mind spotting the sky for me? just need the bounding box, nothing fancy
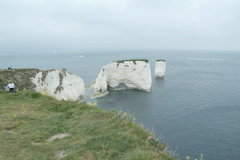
[0,0,240,51]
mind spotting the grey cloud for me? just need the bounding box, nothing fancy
[0,0,239,51]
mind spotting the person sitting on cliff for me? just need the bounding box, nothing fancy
[7,80,16,93]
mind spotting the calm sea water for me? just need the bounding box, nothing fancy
[1,49,240,160]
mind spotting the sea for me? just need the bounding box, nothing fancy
[1,49,240,160]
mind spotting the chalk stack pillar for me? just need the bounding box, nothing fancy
[155,60,166,78]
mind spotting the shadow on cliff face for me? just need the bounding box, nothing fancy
[118,83,127,89]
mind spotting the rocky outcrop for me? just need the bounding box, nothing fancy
[31,68,85,101]
[155,60,166,78]
[94,59,152,93]
[0,68,85,101]
[0,69,40,91]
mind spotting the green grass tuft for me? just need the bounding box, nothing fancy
[156,59,166,62]
[114,59,149,65]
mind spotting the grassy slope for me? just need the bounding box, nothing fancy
[0,69,40,91]
[0,90,177,160]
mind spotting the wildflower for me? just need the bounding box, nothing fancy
[186,156,190,160]
[147,136,154,140]
[86,101,98,106]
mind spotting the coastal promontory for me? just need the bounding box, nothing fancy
[0,68,85,101]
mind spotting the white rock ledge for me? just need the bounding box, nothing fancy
[94,60,152,93]
[31,68,85,101]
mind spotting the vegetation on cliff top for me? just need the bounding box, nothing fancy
[156,59,166,62]
[0,69,40,91]
[114,59,149,65]
[0,90,177,160]
[0,68,58,91]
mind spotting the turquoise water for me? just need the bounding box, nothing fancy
[1,49,240,160]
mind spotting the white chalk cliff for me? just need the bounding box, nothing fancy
[31,68,85,101]
[94,60,152,93]
[155,60,166,78]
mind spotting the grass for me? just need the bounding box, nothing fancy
[156,59,166,62]
[0,90,177,160]
[114,59,149,65]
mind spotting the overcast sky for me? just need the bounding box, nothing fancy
[0,0,239,51]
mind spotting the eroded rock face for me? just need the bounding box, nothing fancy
[31,68,85,101]
[94,60,152,93]
[155,60,166,78]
